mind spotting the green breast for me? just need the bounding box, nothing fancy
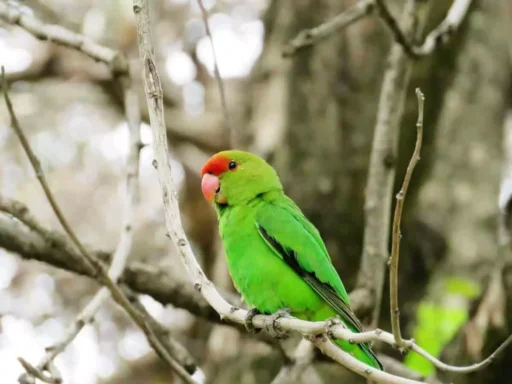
[219,200,324,317]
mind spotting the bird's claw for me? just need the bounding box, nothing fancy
[244,308,262,334]
[265,308,291,339]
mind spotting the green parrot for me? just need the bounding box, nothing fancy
[200,150,382,370]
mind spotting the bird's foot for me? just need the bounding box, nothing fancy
[265,308,291,340]
[244,308,262,334]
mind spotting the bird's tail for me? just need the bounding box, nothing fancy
[333,338,383,370]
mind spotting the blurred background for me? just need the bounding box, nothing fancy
[0,0,512,383]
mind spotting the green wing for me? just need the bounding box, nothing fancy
[254,196,364,333]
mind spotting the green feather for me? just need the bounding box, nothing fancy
[213,151,382,370]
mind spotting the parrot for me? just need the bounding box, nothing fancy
[200,150,382,370]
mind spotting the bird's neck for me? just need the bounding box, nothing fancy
[215,188,284,218]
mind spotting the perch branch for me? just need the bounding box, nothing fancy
[283,0,375,57]
[0,68,197,384]
[389,88,424,349]
[132,0,512,382]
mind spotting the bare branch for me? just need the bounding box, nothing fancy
[0,2,128,75]
[196,0,234,146]
[374,0,416,57]
[378,355,442,384]
[356,0,428,327]
[389,88,424,349]
[0,68,197,384]
[283,0,473,60]
[121,287,199,375]
[283,0,375,57]
[271,340,316,384]
[18,357,59,384]
[17,73,143,384]
[0,199,228,323]
[313,335,419,384]
[377,0,473,58]
[413,0,473,56]
[324,327,512,374]
[0,1,221,152]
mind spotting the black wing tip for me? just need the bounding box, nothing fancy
[258,223,384,370]
[365,347,384,371]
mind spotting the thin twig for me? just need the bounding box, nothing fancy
[0,2,128,75]
[0,198,201,377]
[374,0,416,57]
[17,75,142,384]
[1,67,96,272]
[131,0,512,381]
[283,0,472,59]
[196,0,234,146]
[378,355,442,384]
[18,357,59,384]
[356,0,428,328]
[413,0,473,56]
[377,0,473,58]
[0,67,197,384]
[389,88,424,350]
[283,0,375,57]
[0,1,222,152]
[121,287,200,375]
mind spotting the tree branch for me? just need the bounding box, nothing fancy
[0,2,128,75]
[283,0,375,57]
[0,68,197,384]
[16,67,143,383]
[283,0,473,59]
[356,0,428,327]
[374,0,416,57]
[376,0,473,58]
[413,0,473,56]
[0,1,222,153]
[0,200,227,323]
[389,88,424,350]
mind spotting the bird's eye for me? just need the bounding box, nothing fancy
[228,161,237,170]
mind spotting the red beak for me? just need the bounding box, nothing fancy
[201,173,220,202]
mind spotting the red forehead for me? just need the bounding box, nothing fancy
[201,154,230,177]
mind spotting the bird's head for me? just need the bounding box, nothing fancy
[200,150,282,207]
